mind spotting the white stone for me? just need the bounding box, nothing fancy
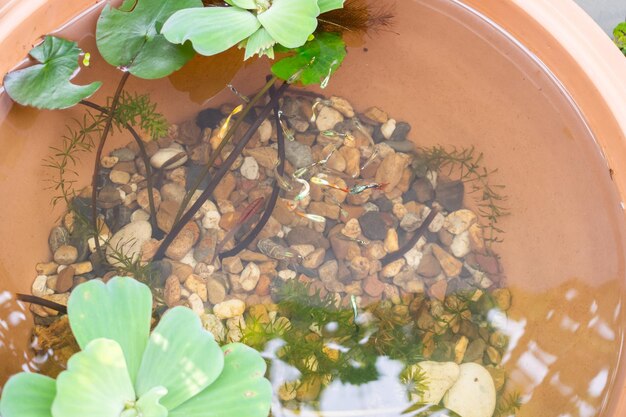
[412,361,460,405]
[315,106,344,131]
[426,170,438,188]
[450,231,471,258]
[106,221,151,267]
[278,270,297,281]
[290,244,315,258]
[180,250,198,269]
[214,299,246,319]
[202,210,221,230]
[131,209,150,223]
[444,209,478,235]
[240,156,259,180]
[381,118,397,139]
[150,147,188,169]
[188,293,205,316]
[443,363,497,417]
[240,263,261,291]
[201,313,227,342]
[88,234,110,253]
[32,275,49,297]
[404,247,423,270]
[428,212,446,233]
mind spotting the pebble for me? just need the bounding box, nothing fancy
[381,119,396,139]
[359,212,387,241]
[315,106,344,131]
[206,276,227,304]
[363,107,388,124]
[110,170,130,185]
[450,231,471,258]
[303,248,325,269]
[55,266,75,293]
[258,119,273,143]
[417,254,442,277]
[48,226,70,253]
[375,153,408,191]
[166,222,200,261]
[341,218,362,239]
[184,274,208,302]
[106,221,152,266]
[36,262,58,275]
[32,275,50,297]
[214,299,246,319]
[156,200,180,233]
[393,270,425,293]
[364,275,385,297]
[492,288,512,311]
[436,180,465,212]
[403,246,423,269]
[164,275,182,307]
[244,147,277,169]
[110,147,136,162]
[285,140,314,169]
[101,155,119,168]
[330,96,355,118]
[150,147,188,169]
[286,227,328,249]
[443,363,496,417]
[318,260,338,283]
[188,293,205,316]
[53,245,78,265]
[444,209,478,235]
[386,140,415,153]
[222,257,244,274]
[193,230,218,263]
[428,212,445,233]
[278,270,297,281]
[412,361,460,404]
[431,244,463,278]
[290,244,316,258]
[240,156,259,180]
[240,263,261,291]
[381,259,405,278]
[201,314,226,342]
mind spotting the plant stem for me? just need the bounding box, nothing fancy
[80,99,158,232]
[172,76,279,227]
[220,83,286,259]
[91,71,131,256]
[16,294,67,314]
[381,208,439,266]
[154,81,289,260]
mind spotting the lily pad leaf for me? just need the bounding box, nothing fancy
[169,343,272,417]
[162,6,260,56]
[3,36,101,110]
[135,386,169,417]
[96,0,203,79]
[271,32,346,86]
[52,338,136,417]
[0,373,56,417]
[318,0,345,14]
[68,276,152,383]
[614,22,626,55]
[257,0,320,48]
[225,0,257,9]
[135,306,225,410]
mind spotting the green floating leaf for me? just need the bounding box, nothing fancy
[96,0,203,79]
[135,306,225,410]
[271,32,346,86]
[257,0,320,48]
[68,276,152,383]
[614,22,626,55]
[52,339,136,417]
[169,343,272,417]
[243,28,276,60]
[3,36,101,110]
[225,0,257,9]
[162,6,260,56]
[135,386,169,417]
[0,373,56,417]
[318,0,345,14]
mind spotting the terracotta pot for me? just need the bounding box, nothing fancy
[1,0,626,415]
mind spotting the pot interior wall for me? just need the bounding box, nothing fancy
[0,0,625,415]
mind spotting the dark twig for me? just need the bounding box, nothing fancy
[80,99,158,232]
[381,208,439,266]
[90,71,131,257]
[221,82,287,259]
[16,294,67,314]
[154,81,290,260]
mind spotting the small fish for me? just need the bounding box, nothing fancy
[258,238,302,262]
[321,130,348,138]
[320,59,339,89]
[218,104,244,139]
[336,234,370,246]
[227,84,250,103]
[294,211,326,223]
[294,178,310,201]
[360,148,379,172]
[277,111,295,141]
[273,163,294,192]
[82,52,91,67]
[310,176,348,193]
[349,182,388,195]
[350,295,359,326]
[353,118,375,146]
[310,98,332,123]
[324,192,348,218]
[213,197,265,262]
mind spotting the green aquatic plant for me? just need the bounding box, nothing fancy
[162,0,345,60]
[614,21,626,55]
[0,277,271,417]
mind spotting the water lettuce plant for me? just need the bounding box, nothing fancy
[0,277,271,417]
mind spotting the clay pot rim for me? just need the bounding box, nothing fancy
[1,0,626,414]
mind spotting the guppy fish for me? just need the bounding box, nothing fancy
[349,182,388,195]
[218,104,243,139]
[310,176,348,193]
[258,238,302,262]
[294,178,310,201]
[294,211,325,223]
[336,234,370,246]
[293,147,336,179]
[273,161,294,192]
[213,197,265,263]
[277,111,295,141]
